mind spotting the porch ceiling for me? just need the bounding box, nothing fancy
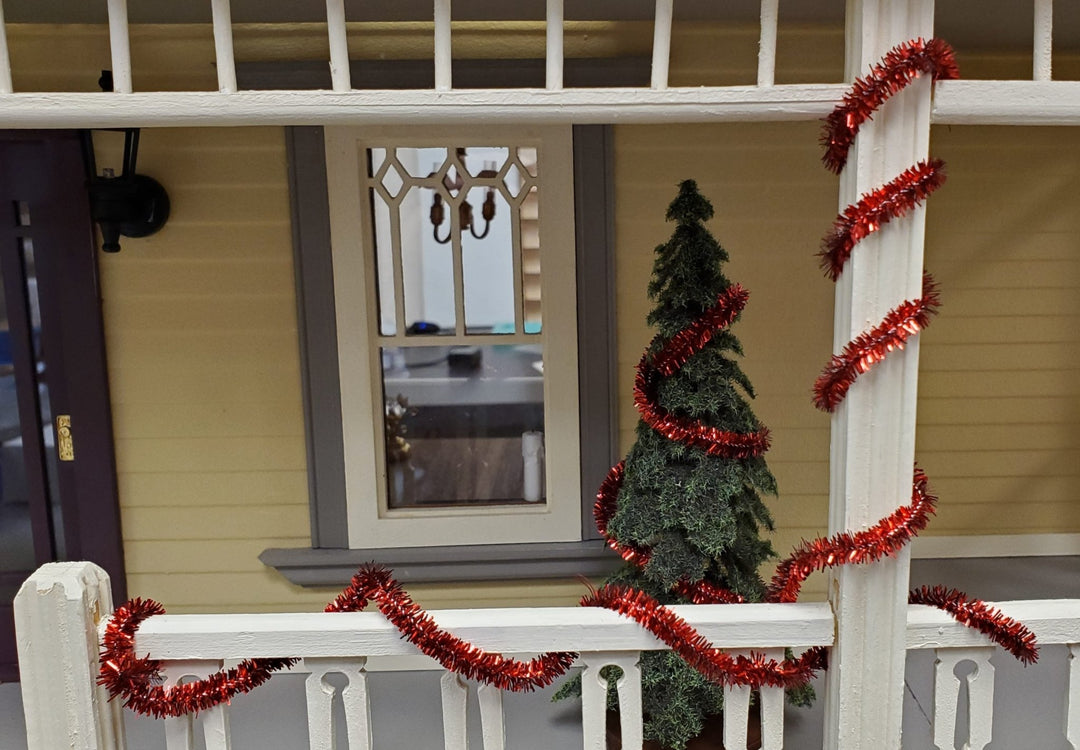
[2,0,1077,49]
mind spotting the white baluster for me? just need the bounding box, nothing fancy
[545,0,564,91]
[210,0,237,93]
[757,0,779,87]
[105,0,133,93]
[162,663,204,750]
[0,0,12,94]
[306,664,338,750]
[202,703,233,750]
[759,649,785,749]
[581,653,641,750]
[933,647,995,750]
[1066,644,1080,749]
[341,660,373,750]
[434,0,452,91]
[326,0,352,91]
[723,673,752,750]
[1033,0,1053,81]
[478,683,506,750]
[650,0,674,90]
[441,671,469,750]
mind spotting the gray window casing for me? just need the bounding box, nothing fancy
[246,60,644,585]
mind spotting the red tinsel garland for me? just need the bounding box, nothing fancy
[820,160,947,281]
[813,273,940,412]
[909,586,1039,664]
[100,36,1038,719]
[821,37,959,174]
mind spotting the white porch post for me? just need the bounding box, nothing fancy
[823,1,935,748]
[14,562,125,750]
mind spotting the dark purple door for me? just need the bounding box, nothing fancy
[0,131,124,682]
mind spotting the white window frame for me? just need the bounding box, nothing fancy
[324,124,582,549]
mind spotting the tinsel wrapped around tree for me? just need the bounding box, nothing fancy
[603,180,801,748]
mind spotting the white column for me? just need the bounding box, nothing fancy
[823,1,935,749]
[14,562,126,750]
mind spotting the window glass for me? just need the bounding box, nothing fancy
[380,344,545,508]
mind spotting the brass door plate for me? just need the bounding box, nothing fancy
[57,414,74,461]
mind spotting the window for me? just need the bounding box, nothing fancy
[259,124,621,584]
[325,126,581,549]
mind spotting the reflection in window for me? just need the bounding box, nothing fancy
[380,344,545,509]
[367,145,541,337]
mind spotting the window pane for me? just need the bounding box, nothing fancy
[380,344,545,508]
[462,184,515,334]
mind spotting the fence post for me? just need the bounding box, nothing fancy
[14,562,125,750]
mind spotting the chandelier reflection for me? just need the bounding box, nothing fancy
[429,148,499,244]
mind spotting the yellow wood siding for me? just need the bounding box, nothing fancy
[4,22,1078,611]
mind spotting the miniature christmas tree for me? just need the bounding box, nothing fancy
[602,180,794,748]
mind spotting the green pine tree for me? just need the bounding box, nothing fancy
[557,180,806,749]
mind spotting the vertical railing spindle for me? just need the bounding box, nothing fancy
[757,0,779,87]
[210,0,238,93]
[580,653,642,750]
[106,0,133,93]
[434,0,453,91]
[1067,644,1080,749]
[1033,0,1053,81]
[932,647,996,750]
[0,1,12,94]
[201,703,233,750]
[546,0,564,91]
[341,660,373,750]
[477,683,507,750]
[440,672,469,750]
[722,678,752,749]
[326,0,352,91]
[650,0,674,90]
[758,648,786,749]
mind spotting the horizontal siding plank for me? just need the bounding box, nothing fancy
[109,362,301,405]
[917,396,1079,426]
[126,539,310,574]
[103,294,297,333]
[116,436,306,473]
[119,470,309,507]
[112,401,304,439]
[122,504,310,541]
[103,259,294,297]
[928,315,1080,344]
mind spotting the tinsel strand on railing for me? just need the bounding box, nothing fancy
[99,37,1037,719]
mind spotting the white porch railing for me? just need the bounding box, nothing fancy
[14,562,1080,750]
[0,0,1076,127]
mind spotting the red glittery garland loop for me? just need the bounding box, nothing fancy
[99,598,298,718]
[909,586,1039,665]
[634,287,770,459]
[822,38,959,174]
[767,467,936,604]
[324,564,577,692]
[582,585,825,688]
[813,273,940,413]
[820,160,947,282]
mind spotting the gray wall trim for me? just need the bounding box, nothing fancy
[284,126,349,548]
[574,125,619,541]
[260,540,621,586]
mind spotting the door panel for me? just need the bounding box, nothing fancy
[0,131,124,682]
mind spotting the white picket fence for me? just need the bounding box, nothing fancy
[13,561,1080,749]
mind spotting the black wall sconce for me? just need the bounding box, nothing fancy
[80,128,170,253]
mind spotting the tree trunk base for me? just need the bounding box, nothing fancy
[605,707,762,750]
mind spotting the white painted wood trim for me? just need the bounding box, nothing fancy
[326,0,352,92]
[211,0,237,94]
[757,0,780,87]
[14,562,126,750]
[759,650,786,749]
[434,0,453,92]
[932,646,994,750]
[0,2,12,95]
[130,602,835,660]
[201,703,233,750]
[106,0,133,94]
[331,125,581,549]
[477,683,506,750]
[907,599,1080,649]
[933,80,1080,125]
[722,678,752,749]
[912,533,1080,559]
[823,2,935,748]
[546,0,564,91]
[0,81,1076,129]
[650,0,674,90]
[1034,0,1053,81]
